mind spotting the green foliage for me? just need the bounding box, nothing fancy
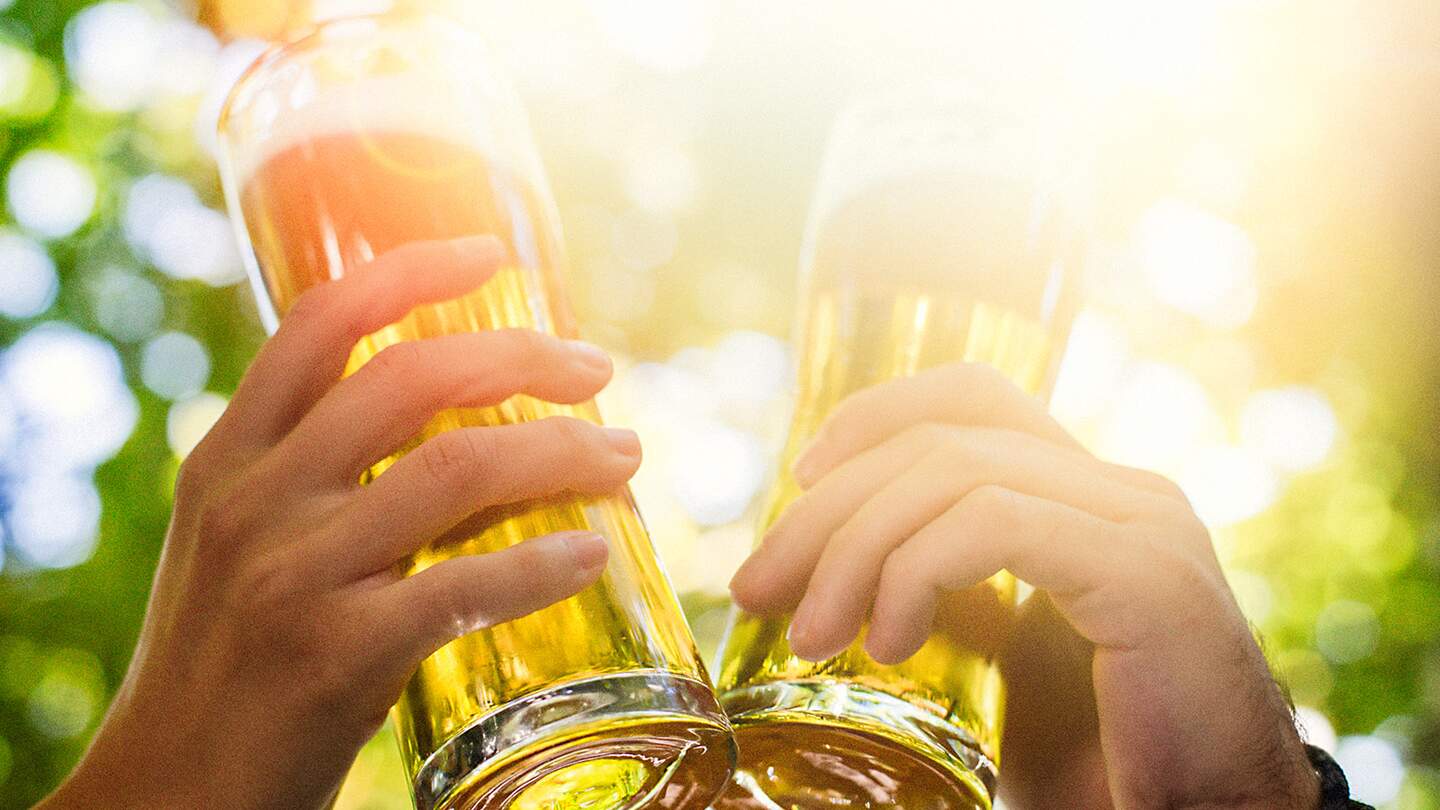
[1,2,1437,809]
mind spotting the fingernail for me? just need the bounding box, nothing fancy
[603,427,641,456]
[568,340,612,371]
[558,531,608,571]
[728,561,759,603]
[456,235,504,263]
[862,630,892,665]
[787,603,815,653]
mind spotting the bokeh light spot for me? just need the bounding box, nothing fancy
[1295,706,1338,753]
[0,387,15,462]
[2,324,138,471]
[194,39,270,158]
[1335,735,1405,807]
[1177,445,1278,528]
[1134,198,1257,329]
[167,392,228,459]
[152,19,220,99]
[0,41,59,121]
[91,267,164,343]
[669,420,765,526]
[1051,310,1130,426]
[707,331,791,415]
[124,173,200,254]
[25,648,104,739]
[1097,362,1223,475]
[7,474,103,570]
[148,204,245,286]
[5,150,97,240]
[1240,386,1339,473]
[0,229,58,318]
[141,332,211,401]
[1226,569,1274,624]
[64,1,161,111]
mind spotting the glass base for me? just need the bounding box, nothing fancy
[712,680,995,810]
[415,672,736,810]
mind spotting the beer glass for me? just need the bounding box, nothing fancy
[713,88,1085,809]
[216,13,733,810]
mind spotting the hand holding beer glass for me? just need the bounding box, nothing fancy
[217,14,733,810]
[715,89,1085,809]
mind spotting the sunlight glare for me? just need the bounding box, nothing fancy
[1134,198,1258,329]
[1240,387,1339,473]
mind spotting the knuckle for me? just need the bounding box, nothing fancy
[174,454,209,502]
[510,541,556,578]
[502,328,549,364]
[1145,471,1189,500]
[1164,544,1222,595]
[288,283,339,325]
[934,427,977,461]
[898,422,949,452]
[827,523,867,559]
[1127,465,1193,503]
[368,340,423,381]
[968,483,1016,517]
[1133,530,1220,600]
[550,416,596,451]
[823,395,871,443]
[879,545,926,595]
[419,430,488,490]
[196,492,248,552]
[963,361,1008,388]
[428,567,479,632]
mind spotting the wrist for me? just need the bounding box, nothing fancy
[44,701,205,809]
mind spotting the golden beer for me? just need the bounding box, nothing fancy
[217,15,733,810]
[714,93,1082,809]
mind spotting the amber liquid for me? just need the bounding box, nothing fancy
[714,173,1071,809]
[239,131,730,809]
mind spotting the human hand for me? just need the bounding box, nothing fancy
[41,237,641,810]
[729,363,1319,810]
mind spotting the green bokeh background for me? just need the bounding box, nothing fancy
[2,1,1438,807]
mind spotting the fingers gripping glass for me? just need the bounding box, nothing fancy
[712,86,1088,810]
[217,14,734,810]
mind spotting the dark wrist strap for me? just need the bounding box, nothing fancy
[1306,744,1375,810]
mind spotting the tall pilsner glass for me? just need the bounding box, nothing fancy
[713,89,1085,809]
[216,13,733,810]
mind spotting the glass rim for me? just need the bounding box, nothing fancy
[215,9,474,142]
